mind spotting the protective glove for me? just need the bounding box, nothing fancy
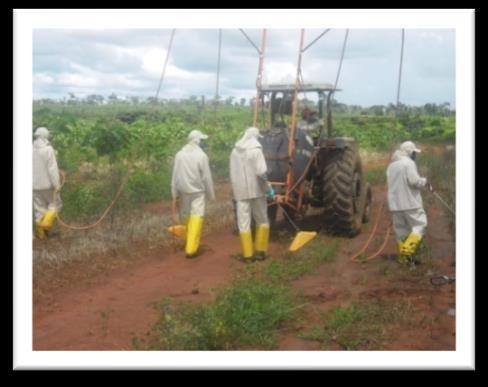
[266,186,275,200]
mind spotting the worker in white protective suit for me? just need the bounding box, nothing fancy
[386,141,433,263]
[171,129,215,258]
[33,127,62,239]
[230,127,275,261]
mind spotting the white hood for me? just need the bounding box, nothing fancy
[235,136,262,151]
[230,129,268,201]
[33,138,60,191]
[387,151,427,211]
[234,127,263,151]
[171,142,215,200]
[33,137,49,149]
[391,149,408,162]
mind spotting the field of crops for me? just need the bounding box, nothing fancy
[33,101,455,221]
[32,102,457,352]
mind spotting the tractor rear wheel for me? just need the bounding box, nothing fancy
[322,147,365,237]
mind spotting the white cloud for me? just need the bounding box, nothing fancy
[141,48,213,81]
[263,61,297,84]
[58,73,98,88]
[32,28,456,106]
[33,73,54,85]
[418,31,445,44]
[68,62,96,74]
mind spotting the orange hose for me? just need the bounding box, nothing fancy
[350,199,384,261]
[360,225,391,262]
[350,197,392,263]
[55,171,128,231]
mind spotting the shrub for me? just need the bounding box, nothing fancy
[148,278,294,350]
[125,169,172,204]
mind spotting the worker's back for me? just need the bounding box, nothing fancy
[229,137,267,201]
[33,138,59,191]
[172,143,209,195]
[387,151,424,211]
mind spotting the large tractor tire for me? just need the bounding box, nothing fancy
[322,146,366,237]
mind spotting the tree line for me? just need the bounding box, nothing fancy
[34,94,454,117]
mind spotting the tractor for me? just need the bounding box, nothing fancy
[259,82,372,237]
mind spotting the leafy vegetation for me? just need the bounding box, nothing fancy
[146,277,294,350]
[299,299,418,350]
[365,166,387,186]
[139,233,338,350]
[33,99,455,221]
[265,236,338,282]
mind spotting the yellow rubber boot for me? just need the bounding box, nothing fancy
[401,233,422,256]
[239,231,254,260]
[35,221,46,240]
[397,240,408,264]
[39,210,57,231]
[185,215,203,257]
[254,224,270,260]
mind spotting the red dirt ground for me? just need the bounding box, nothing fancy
[33,154,455,351]
[278,189,455,350]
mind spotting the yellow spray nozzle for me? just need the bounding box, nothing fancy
[167,224,187,238]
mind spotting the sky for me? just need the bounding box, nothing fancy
[33,28,455,107]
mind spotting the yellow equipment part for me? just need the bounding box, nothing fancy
[185,215,203,256]
[39,210,57,230]
[396,240,404,260]
[254,224,270,253]
[400,233,422,256]
[167,224,187,238]
[239,231,254,259]
[288,231,317,252]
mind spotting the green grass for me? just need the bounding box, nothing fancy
[142,235,339,350]
[405,239,434,274]
[378,263,391,276]
[146,277,294,350]
[265,236,338,282]
[299,299,417,350]
[60,178,123,221]
[365,167,387,186]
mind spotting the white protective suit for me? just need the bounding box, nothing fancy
[171,134,215,220]
[171,130,215,257]
[386,143,428,241]
[33,128,62,222]
[229,127,270,232]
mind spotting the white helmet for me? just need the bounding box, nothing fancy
[400,141,421,156]
[34,127,49,139]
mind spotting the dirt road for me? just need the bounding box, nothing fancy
[33,151,455,351]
